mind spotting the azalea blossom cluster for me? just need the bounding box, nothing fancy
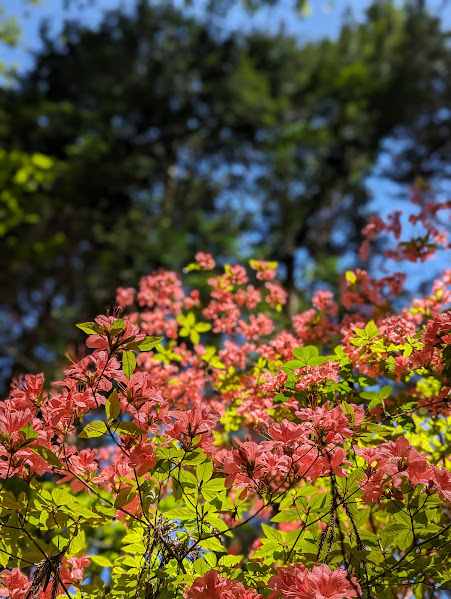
[359,181,451,263]
[1,196,451,599]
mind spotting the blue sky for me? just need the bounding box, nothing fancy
[3,0,451,76]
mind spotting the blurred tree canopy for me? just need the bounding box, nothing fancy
[1,0,451,385]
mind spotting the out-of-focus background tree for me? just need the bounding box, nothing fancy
[1,0,451,389]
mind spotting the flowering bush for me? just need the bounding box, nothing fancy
[1,189,451,599]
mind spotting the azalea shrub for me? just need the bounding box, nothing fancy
[1,188,451,599]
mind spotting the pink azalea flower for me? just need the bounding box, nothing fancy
[184,570,261,599]
[195,252,216,270]
[128,441,157,477]
[116,287,136,308]
[268,564,361,599]
[0,568,31,599]
[67,556,90,583]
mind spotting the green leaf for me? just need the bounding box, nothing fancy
[307,492,328,513]
[198,537,226,552]
[398,413,416,432]
[106,389,121,421]
[190,330,200,344]
[397,529,414,551]
[296,485,318,497]
[261,523,283,543]
[341,400,355,425]
[114,487,137,508]
[368,395,384,411]
[271,508,301,523]
[70,529,86,555]
[292,346,318,366]
[112,422,146,436]
[284,359,304,370]
[273,392,288,404]
[308,356,332,366]
[122,350,136,380]
[76,322,97,335]
[201,346,216,361]
[197,461,213,482]
[184,262,200,273]
[19,422,39,441]
[349,337,365,347]
[52,487,74,505]
[90,555,113,568]
[30,446,62,468]
[185,452,205,466]
[366,550,385,564]
[138,336,164,351]
[249,259,277,270]
[79,421,107,438]
[31,153,53,170]
[413,583,428,598]
[164,507,196,520]
[380,523,409,547]
[172,479,183,501]
[202,479,225,493]
[204,552,217,567]
[376,590,398,599]
[210,357,226,369]
[109,318,125,334]
[195,322,211,333]
[177,312,196,327]
[379,385,392,399]
[193,558,210,575]
[364,320,380,339]
[0,543,9,568]
[219,555,242,567]
[247,563,265,573]
[204,515,230,533]
[251,542,279,559]
[345,271,357,284]
[360,390,379,400]
[69,504,99,520]
[177,468,197,488]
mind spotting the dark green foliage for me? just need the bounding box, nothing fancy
[1,0,451,384]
